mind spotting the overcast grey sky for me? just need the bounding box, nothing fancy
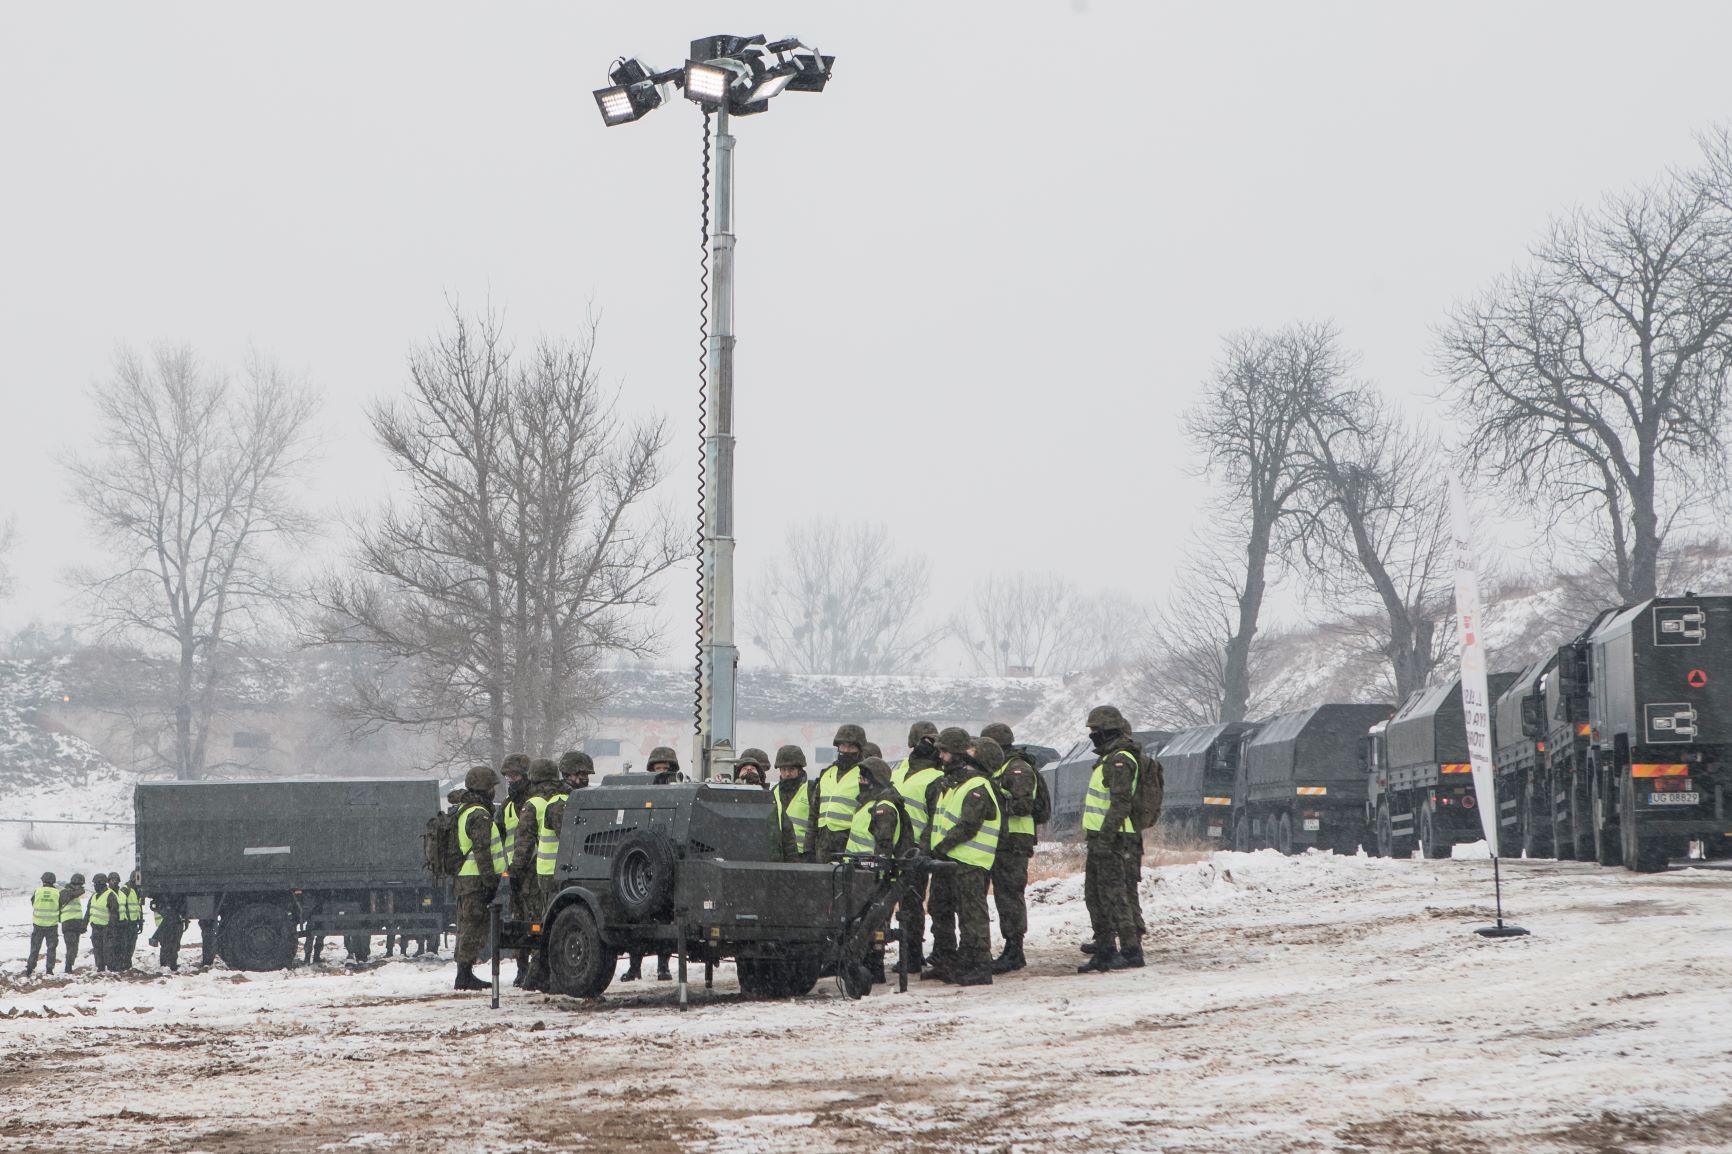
[3,2,1730,668]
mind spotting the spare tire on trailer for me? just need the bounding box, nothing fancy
[218,902,297,972]
[609,829,678,921]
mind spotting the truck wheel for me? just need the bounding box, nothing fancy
[1619,775,1668,874]
[1549,773,1577,859]
[1569,774,1596,861]
[547,904,615,997]
[781,954,821,997]
[1590,770,1622,867]
[1373,803,1393,858]
[1521,776,1553,859]
[1419,804,1450,860]
[1275,813,1295,856]
[610,829,678,921]
[218,903,297,972]
[1232,812,1250,853]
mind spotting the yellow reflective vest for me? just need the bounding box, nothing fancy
[845,797,903,856]
[931,775,1001,870]
[457,804,506,877]
[526,794,562,876]
[773,780,814,854]
[32,886,60,928]
[817,764,862,832]
[119,886,143,923]
[85,890,114,928]
[1082,751,1138,834]
[893,764,946,848]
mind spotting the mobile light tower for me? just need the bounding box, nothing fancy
[594,36,834,781]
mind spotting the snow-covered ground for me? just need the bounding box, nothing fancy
[4,848,1730,1153]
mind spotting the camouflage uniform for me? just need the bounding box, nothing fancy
[983,723,1037,973]
[58,878,86,974]
[1079,706,1145,972]
[454,766,503,990]
[931,732,1001,987]
[813,724,868,861]
[849,757,907,985]
[769,745,816,863]
[514,759,565,990]
[892,721,942,971]
[86,878,119,972]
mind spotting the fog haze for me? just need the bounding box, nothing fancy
[4,1,1730,668]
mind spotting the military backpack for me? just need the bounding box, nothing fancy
[1130,754,1165,831]
[1012,746,1054,826]
[425,811,464,878]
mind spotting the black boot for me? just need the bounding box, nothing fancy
[620,955,642,982]
[512,958,528,988]
[655,955,673,982]
[1077,938,1118,973]
[992,935,1025,974]
[868,955,887,985]
[1114,942,1145,969]
[952,954,993,987]
[454,963,490,991]
[1079,941,1097,955]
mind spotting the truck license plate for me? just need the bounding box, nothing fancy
[1207,825,1223,838]
[1302,818,1321,831]
[1648,792,1700,805]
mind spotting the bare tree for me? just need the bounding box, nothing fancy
[1186,323,1340,722]
[316,310,680,767]
[746,518,936,674]
[950,571,1079,676]
[1293,382,1451,701]
[1129,539,1294,729]
[1438,155,1732,603]
[66,344,318,778]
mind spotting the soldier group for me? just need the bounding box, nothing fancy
[25,869,149,976]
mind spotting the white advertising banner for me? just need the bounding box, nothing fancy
[1449,473,1500,856]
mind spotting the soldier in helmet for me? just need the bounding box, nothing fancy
[1077,705,1145,972]
[770,745,816,862]
[621,747,681,982]
[982,722,1038,973]
[27,871,59,977]
[85,874,119,973]
[861,741,883,761]
[453,765,506,991]
[58,873,87,973]
[558,750,594,794]
[845,756,909,985]
[928,730,1001,987]
[735,748,770,788]
[512,758,566,990]
[891,721,943,972]
[814,724,869,860]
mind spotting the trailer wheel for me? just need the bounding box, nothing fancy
[1274,812,1295,856]
[547,904,615,997]
[1418,804,1450,860]
[1590,769,1622,867]
[1618,776,1669,873]
[217,902,297,972]
[609,829,678,921]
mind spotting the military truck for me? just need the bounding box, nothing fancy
[1040,730,1171,828]
[1154,722,1257,847]
[1493,654,1558,858]
[1366,673,1518,859]
[1566,597,1732,871]
[517,779,915,1000]
[134,778,449,971]
[1237,704,1390,855]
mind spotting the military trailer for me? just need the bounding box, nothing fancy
[1568,597,1732,871]
[1493,654,1558,858]
[521,779,909,1000]
[134,778,449,971]
[1040,730,1172,828]
[1154,722,1257,847]
[1237,704,1390,855]
[1366,673,1518,859]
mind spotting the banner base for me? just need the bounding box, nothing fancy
[1473,923,1530,938]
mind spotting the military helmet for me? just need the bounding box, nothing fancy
[465,765,500,792]
[108,872,122,884]
[446,788,465,804]
[647,745,679,770]
[937,726,972,757]
[1086,704,1129,732]
[40,871,56,885]
[907,720,938,747]
[774,744,808,769]
[528,757,559,784]
[737,747,770,770]
[859,756,894,788]
[558,750,594,775]
[833,723,867,747]
[981,722,1015,747]
[862,741,882,760]
[973,735,1005,770]
[501,752,531,777]
[70,873,85,886]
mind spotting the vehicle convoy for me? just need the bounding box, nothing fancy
[509,779,921,1000]
[134,778,451,971]
[1237,704,1391,855]
[1494,653,1562,859]
[1154,722,1257,847]
[1041,730,1171,827]
[1366,673,1519,860]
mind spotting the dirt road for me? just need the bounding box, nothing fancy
[4,851,1730,1153]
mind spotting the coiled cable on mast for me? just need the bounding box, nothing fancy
[693,109,713,743]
